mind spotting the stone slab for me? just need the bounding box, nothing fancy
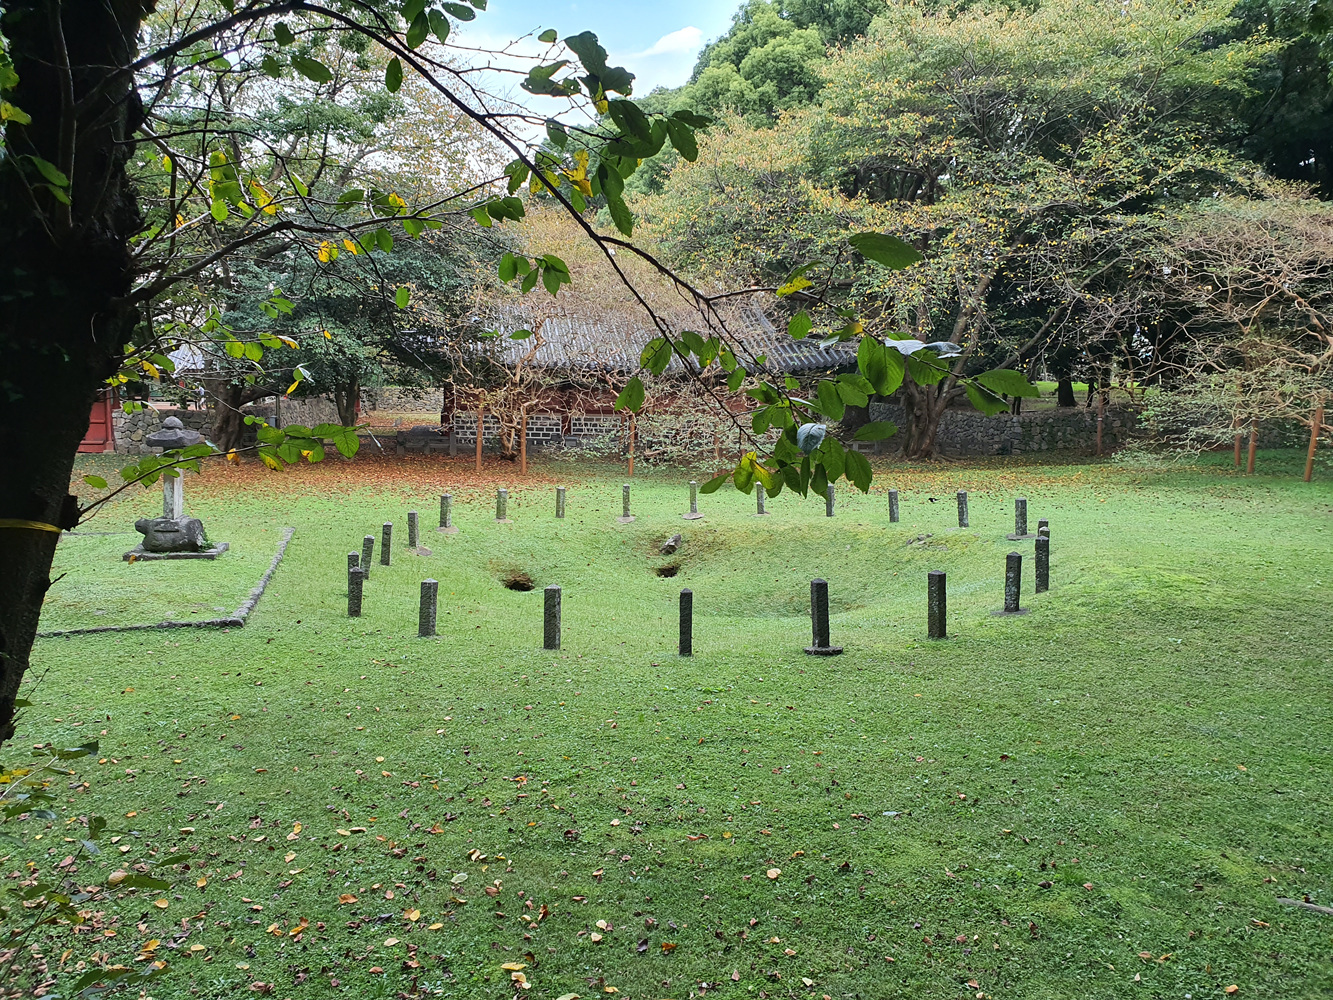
[124,542,229,561]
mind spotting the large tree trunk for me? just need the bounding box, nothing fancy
[0,1,145,744]
[1057,378,1077,407]
[334,376,361,427]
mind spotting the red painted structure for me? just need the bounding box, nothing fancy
[78,389,116,453]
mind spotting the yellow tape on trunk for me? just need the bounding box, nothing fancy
[0,519,63,533]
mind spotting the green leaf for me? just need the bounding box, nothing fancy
[260,53,282,77]
[509,329,532,340]
[836,380,868,408]
[273,21,296,46]
[848,231,923,269]
[906,352,947,386]
[290,55,332,84]
[385,57,403,92]
[539,28,558,43]
[844,448,873,492]
[976,368,1040,398]
[605,194,634,237]
[853,421,897,442]
[402,0,427,20]
[498,253,518,281]
[82,474,108,489]
[54,742,98,760]
[818,435,845,482]
[520,268,539,293]
[856,336,890,395]
[727,366,745,392]
[210,199,229,223]
[815,380,845,421]
[545,119,568,148]
[30,156,69,187]
[640,337,672,375]
[116,874,170,891]
[607,99,651,141]
[395,286,410,309]
[427,9,451,42]
[614,376,645,413]
[965,381,1009,416]
[699,470,731,494]
[375,227,393,252]
[441,2,477,19]
[671,110,712,128]
[665,117,698,161]
[406,11,429,48]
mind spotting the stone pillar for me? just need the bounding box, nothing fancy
[755,482,768,515]
[1008,497,1034,540]
[407,510,419,549]
[825,483,835,517]
[419,579,438,637]
[347,551,359,575]
[348,566,363,617]
[928,570,946,639]
[496,489,510,522]
[163,475,184,519]
[1035,535,1050,593]
[957,491,969,528]
[556,486,566,519]
[1037,518,1049,538]
[380,523,392,566]
[804,578,842,655]
[617,483,635,523]
[543,584,561,650]
[888,488,900,523]
[679,588,693,657]
[683,480,703,520]
[997,551,1025,614]
[360,535,374,580]
[438,494,457,534]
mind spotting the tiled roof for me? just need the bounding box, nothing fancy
[481,296,856,377]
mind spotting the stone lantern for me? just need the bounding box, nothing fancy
[124,417,228,560]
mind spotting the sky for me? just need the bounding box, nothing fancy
[451,0,743,96]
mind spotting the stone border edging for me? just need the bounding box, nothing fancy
[36,527,295,639]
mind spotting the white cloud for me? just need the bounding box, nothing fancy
[634,25,703,58]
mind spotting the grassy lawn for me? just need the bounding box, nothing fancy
[8,451,1332,999]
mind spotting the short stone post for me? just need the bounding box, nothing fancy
[617,483,635,523]
[1035,535,1050,593]
[495,489,510,523]
[994,551,1027,615]
[438,494,457,534]
[683,480,703,520]
[1037,518,1049,538]
[380,523,392,566]
[679,588,693,657]
[556,487,566,519]
[755,482,768,516]
[360,535,375,580]
[419,579,437,637]
[347,551,359,576]
[825,483,835,517]
[347,566,363,617]
[543,584,561,650]
[407,510,419,550]
[927,570,946,639]
[1008,497,1035,540]
[888,488,900,523]
[957,490,969,528]
[804,578,843,655]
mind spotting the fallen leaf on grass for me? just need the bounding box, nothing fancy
[661,942,677,953]
[404,908,420,921]
[153,899,169,909]
[766,868,781,879]
[501,962,527,971]
[337,894,357,904]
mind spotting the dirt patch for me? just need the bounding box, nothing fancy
[503,571,535,591]
[655,564,680,578]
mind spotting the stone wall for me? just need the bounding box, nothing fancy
[867,403,1138,456]
[362,387,444,412]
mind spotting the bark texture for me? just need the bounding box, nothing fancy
[0,0,144,743]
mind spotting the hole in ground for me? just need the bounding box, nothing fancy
[656,564,680,578]
[504,572,534,591]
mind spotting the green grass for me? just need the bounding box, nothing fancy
[9,453,1333,999]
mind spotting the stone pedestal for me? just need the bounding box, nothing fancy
[617,484,635,523]
[804,578,842,655]
[683,480,704,520]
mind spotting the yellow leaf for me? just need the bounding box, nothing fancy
[140,360,160,378]
[766,868,781,879]
[404,908,421,921]
[196,876,207,888]
[250,178,278,214]
[342,239,360,255]
[153,899,169,909]
[260,452,282,471]
[287,379,301,395]
[284,852,296,863]
[108,871,128,886]
[338,893,358,904]
[501,962,527,971]
[428,922,444,930]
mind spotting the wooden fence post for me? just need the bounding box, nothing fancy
[1246,422,1258,475]
[475,404,484,473]
[520,407,528,476]
[1305,405,1324,483]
